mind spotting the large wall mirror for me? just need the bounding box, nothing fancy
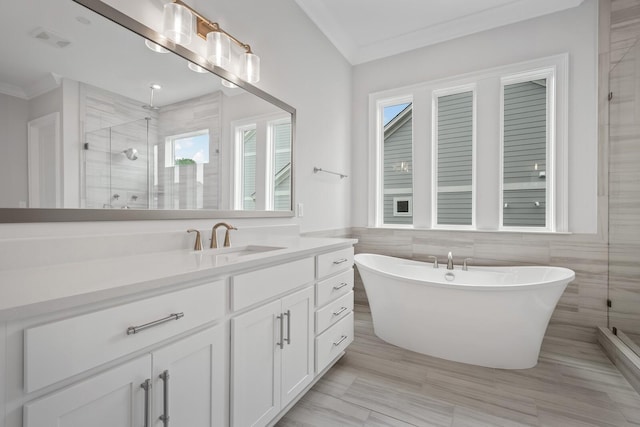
[0,0,295,222]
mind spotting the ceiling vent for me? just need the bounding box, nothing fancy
[30,27,72,49]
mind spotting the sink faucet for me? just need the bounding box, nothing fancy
[447,251,454,270]
[210,222,237,248]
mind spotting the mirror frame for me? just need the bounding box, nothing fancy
[0,0,296,222]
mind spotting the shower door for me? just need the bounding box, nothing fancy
[83,118,150,209]
[608,39,640,354]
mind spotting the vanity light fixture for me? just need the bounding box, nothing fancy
[161,0,260,83]
[187,62,208,73]
[145,39,168,53]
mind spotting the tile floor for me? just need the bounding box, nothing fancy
[277,306,640,426]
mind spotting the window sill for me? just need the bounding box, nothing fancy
[370,225,572,235]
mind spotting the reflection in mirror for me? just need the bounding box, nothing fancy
[0,0,293,219]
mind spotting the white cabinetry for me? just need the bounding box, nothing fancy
[24,355,150,427]
[231,286,314,427]
[314,248,355,373]
[24,325,224,427]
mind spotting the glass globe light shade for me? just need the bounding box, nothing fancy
[242,52,260,83]
[206,31,231,68]
[162,3,193,45]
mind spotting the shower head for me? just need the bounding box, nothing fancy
[123,148,138,161]
[142,84,161,111]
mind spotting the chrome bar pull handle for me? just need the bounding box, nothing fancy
[333,282,349,290]
[333,335,348,346]
[127,312,184,335]
[284,310,291,345]
[159,370,170,426]
[333,258,348,265]
[332,306,348,316]
[141,379,151,427]
[276,314,284,349]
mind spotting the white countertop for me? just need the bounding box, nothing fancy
[0,236,356,321]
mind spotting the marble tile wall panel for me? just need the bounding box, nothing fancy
[610,0,640,65]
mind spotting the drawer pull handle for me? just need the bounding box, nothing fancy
[284,310,291,345]
[333,335,348,346]
[159,370,170,426]
[126,312,184,335]
[333,258,349,265]
[141,379,152,427]
[333,282,349,290]
[332,306,348,316]
[276,314,284,349]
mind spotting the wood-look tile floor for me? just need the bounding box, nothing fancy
[277,306,640,427]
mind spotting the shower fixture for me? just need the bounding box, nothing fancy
[142,84,161,110]
[123,148,138,161]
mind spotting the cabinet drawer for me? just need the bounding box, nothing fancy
[315,291,353,335]
[316,247,354,279]
[315,312,354,374]
[316,269,353,307]
[24,281,225,393]
[231,257,314,312]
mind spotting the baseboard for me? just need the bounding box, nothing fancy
[597,327,640,394]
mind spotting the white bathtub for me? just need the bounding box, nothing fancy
[354,253,575,369]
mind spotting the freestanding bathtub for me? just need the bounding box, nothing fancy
[354,253,575,369]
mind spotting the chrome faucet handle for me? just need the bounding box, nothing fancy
[187,229,203,251]
[427,256,439,268]
[463,258,472,271]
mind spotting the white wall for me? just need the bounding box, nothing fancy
[0,0,352,239]
[0,93,28,207]
[351,0,598,233]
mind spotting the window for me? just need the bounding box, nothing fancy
[434,88,475,228]
[369,54,567,232]
[163,129,210,209]
[238,125,257,210]
[501,71,554,230]
[271,120,292,211]
[380,100,413,225]
[232,115,292,211]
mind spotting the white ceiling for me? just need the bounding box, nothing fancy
[294,0,585,65]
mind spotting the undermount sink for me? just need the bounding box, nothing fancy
[194,245,284,263]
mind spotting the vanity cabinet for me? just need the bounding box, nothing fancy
[231,286,314,427]
[23,325,224,427]
[0,238,357,427]
[314,248,355,373]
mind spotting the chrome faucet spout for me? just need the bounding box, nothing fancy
[447,251,454,270]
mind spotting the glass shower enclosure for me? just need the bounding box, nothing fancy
[608,38,640,354]
[83,118,151,209]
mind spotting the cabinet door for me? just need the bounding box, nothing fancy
[280,286,314,408]
[24,355,151,427]
[153,325,225,427]
[231,300,281,427]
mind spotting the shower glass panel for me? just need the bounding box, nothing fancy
[84,118,150,209]
[608,39,640,355]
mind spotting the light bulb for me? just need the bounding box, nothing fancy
[162,3,193,45]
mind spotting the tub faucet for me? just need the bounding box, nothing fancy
[447,252,454,270]
[210,222,237,248]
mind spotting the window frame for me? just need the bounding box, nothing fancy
[431,84,477,230]
[499,68,557,232]
[372,95,415,228]
[368,54,569,232]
